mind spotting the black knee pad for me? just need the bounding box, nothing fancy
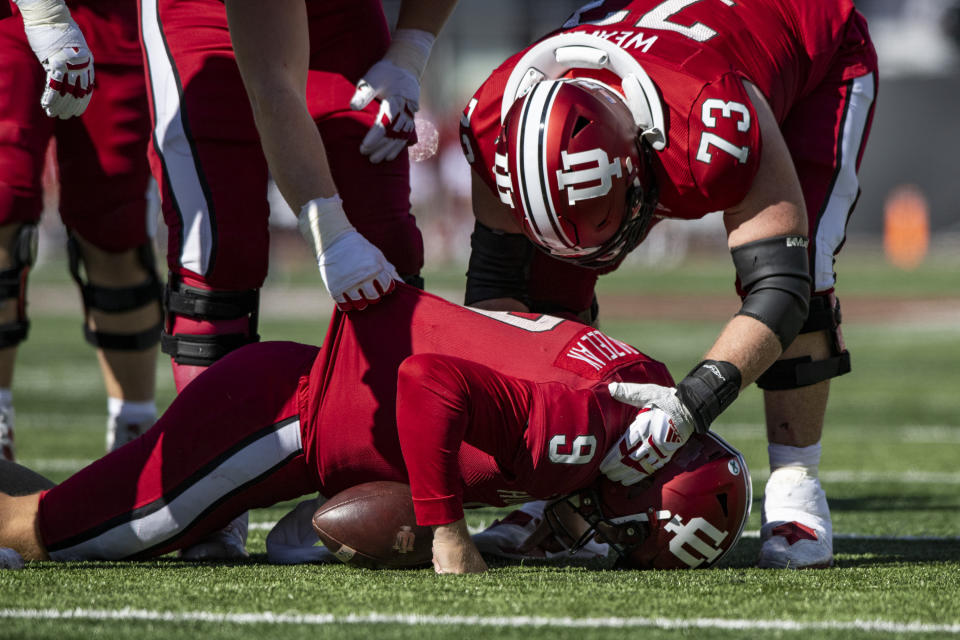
[67,235,163,351]
[0,224,38,348]
[160,277,260,366]
[755,294,851,390]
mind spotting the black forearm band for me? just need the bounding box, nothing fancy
[731,235,812,350]
[676,360,742,434]
[464,221,534,307]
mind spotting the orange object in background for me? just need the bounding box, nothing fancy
[883,184,930,270]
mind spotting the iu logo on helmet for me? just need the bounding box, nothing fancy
[663,515,729,568]
[555,148,622,205]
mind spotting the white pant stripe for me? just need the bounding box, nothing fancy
[49,419,303,561]
[814,73,876,292]
[140,0,214,276]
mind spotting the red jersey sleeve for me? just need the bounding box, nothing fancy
[396,354,533,526]
[681,72,761,213]
[459,51,524,198]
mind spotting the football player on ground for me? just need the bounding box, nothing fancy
[0,0,162,462]
[0,285,750,574]
[460,0,878,569]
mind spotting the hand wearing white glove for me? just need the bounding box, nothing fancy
[298,195,400,311]
[599,382,697,485]
[350,28,435,163]
[15,0,94,119]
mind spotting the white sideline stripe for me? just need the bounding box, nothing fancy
[738,531,960,542]
[0,608,958,634]
[23,459,960,486]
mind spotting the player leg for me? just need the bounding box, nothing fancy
[305,1,424,287]
[0,341,319,562]
[140,0,268,394]
[139,0,270,557]
[756,16,878,568]
[0,15,53,461]
[54,57,162,452]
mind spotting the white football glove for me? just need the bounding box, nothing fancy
[350,28,435,164]
[600,382,696,485]
[16,0,95,119]
[298,196,400,311]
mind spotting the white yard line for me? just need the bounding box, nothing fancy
[0,608,957,634]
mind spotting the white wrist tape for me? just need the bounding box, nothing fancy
[298,195,354,259]
[13,0,73,28]
[385,28,435,80]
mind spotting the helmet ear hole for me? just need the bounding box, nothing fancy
[716,492,729,517]
[571,115,591,137]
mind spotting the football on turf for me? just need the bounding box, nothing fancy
[311,481,433,569]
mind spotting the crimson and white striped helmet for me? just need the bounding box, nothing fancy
[546,432,752,570]
[494,78,657,269]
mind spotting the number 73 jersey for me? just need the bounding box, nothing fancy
[461,0,866,219]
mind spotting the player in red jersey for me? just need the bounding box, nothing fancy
[0,285,751,573]
[138,0,455,393]
[138,0,456,559]
[0,0,161,461]
[460,0,878,569]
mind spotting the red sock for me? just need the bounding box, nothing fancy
[169,314,251,392]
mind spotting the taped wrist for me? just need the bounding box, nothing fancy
[465,221,533,307]
[732,235,811,350]
[676,360,741,434]
[14,0,72,27]
[386,28,435,80]
[298,195,353,261]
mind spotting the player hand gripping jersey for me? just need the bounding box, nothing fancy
[0,286,750,573]
[460,0,878,569]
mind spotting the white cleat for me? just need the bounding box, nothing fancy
[179,512,250,561]
[472,501,608,561]
[758,467,834,569]
[106,416,153,452]
[0,405,15,462]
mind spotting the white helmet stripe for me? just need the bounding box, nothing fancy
[516,81,576,251]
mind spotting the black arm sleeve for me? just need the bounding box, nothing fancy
[464,221,534,307]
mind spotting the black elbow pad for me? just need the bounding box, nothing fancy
[731,235,811,350]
